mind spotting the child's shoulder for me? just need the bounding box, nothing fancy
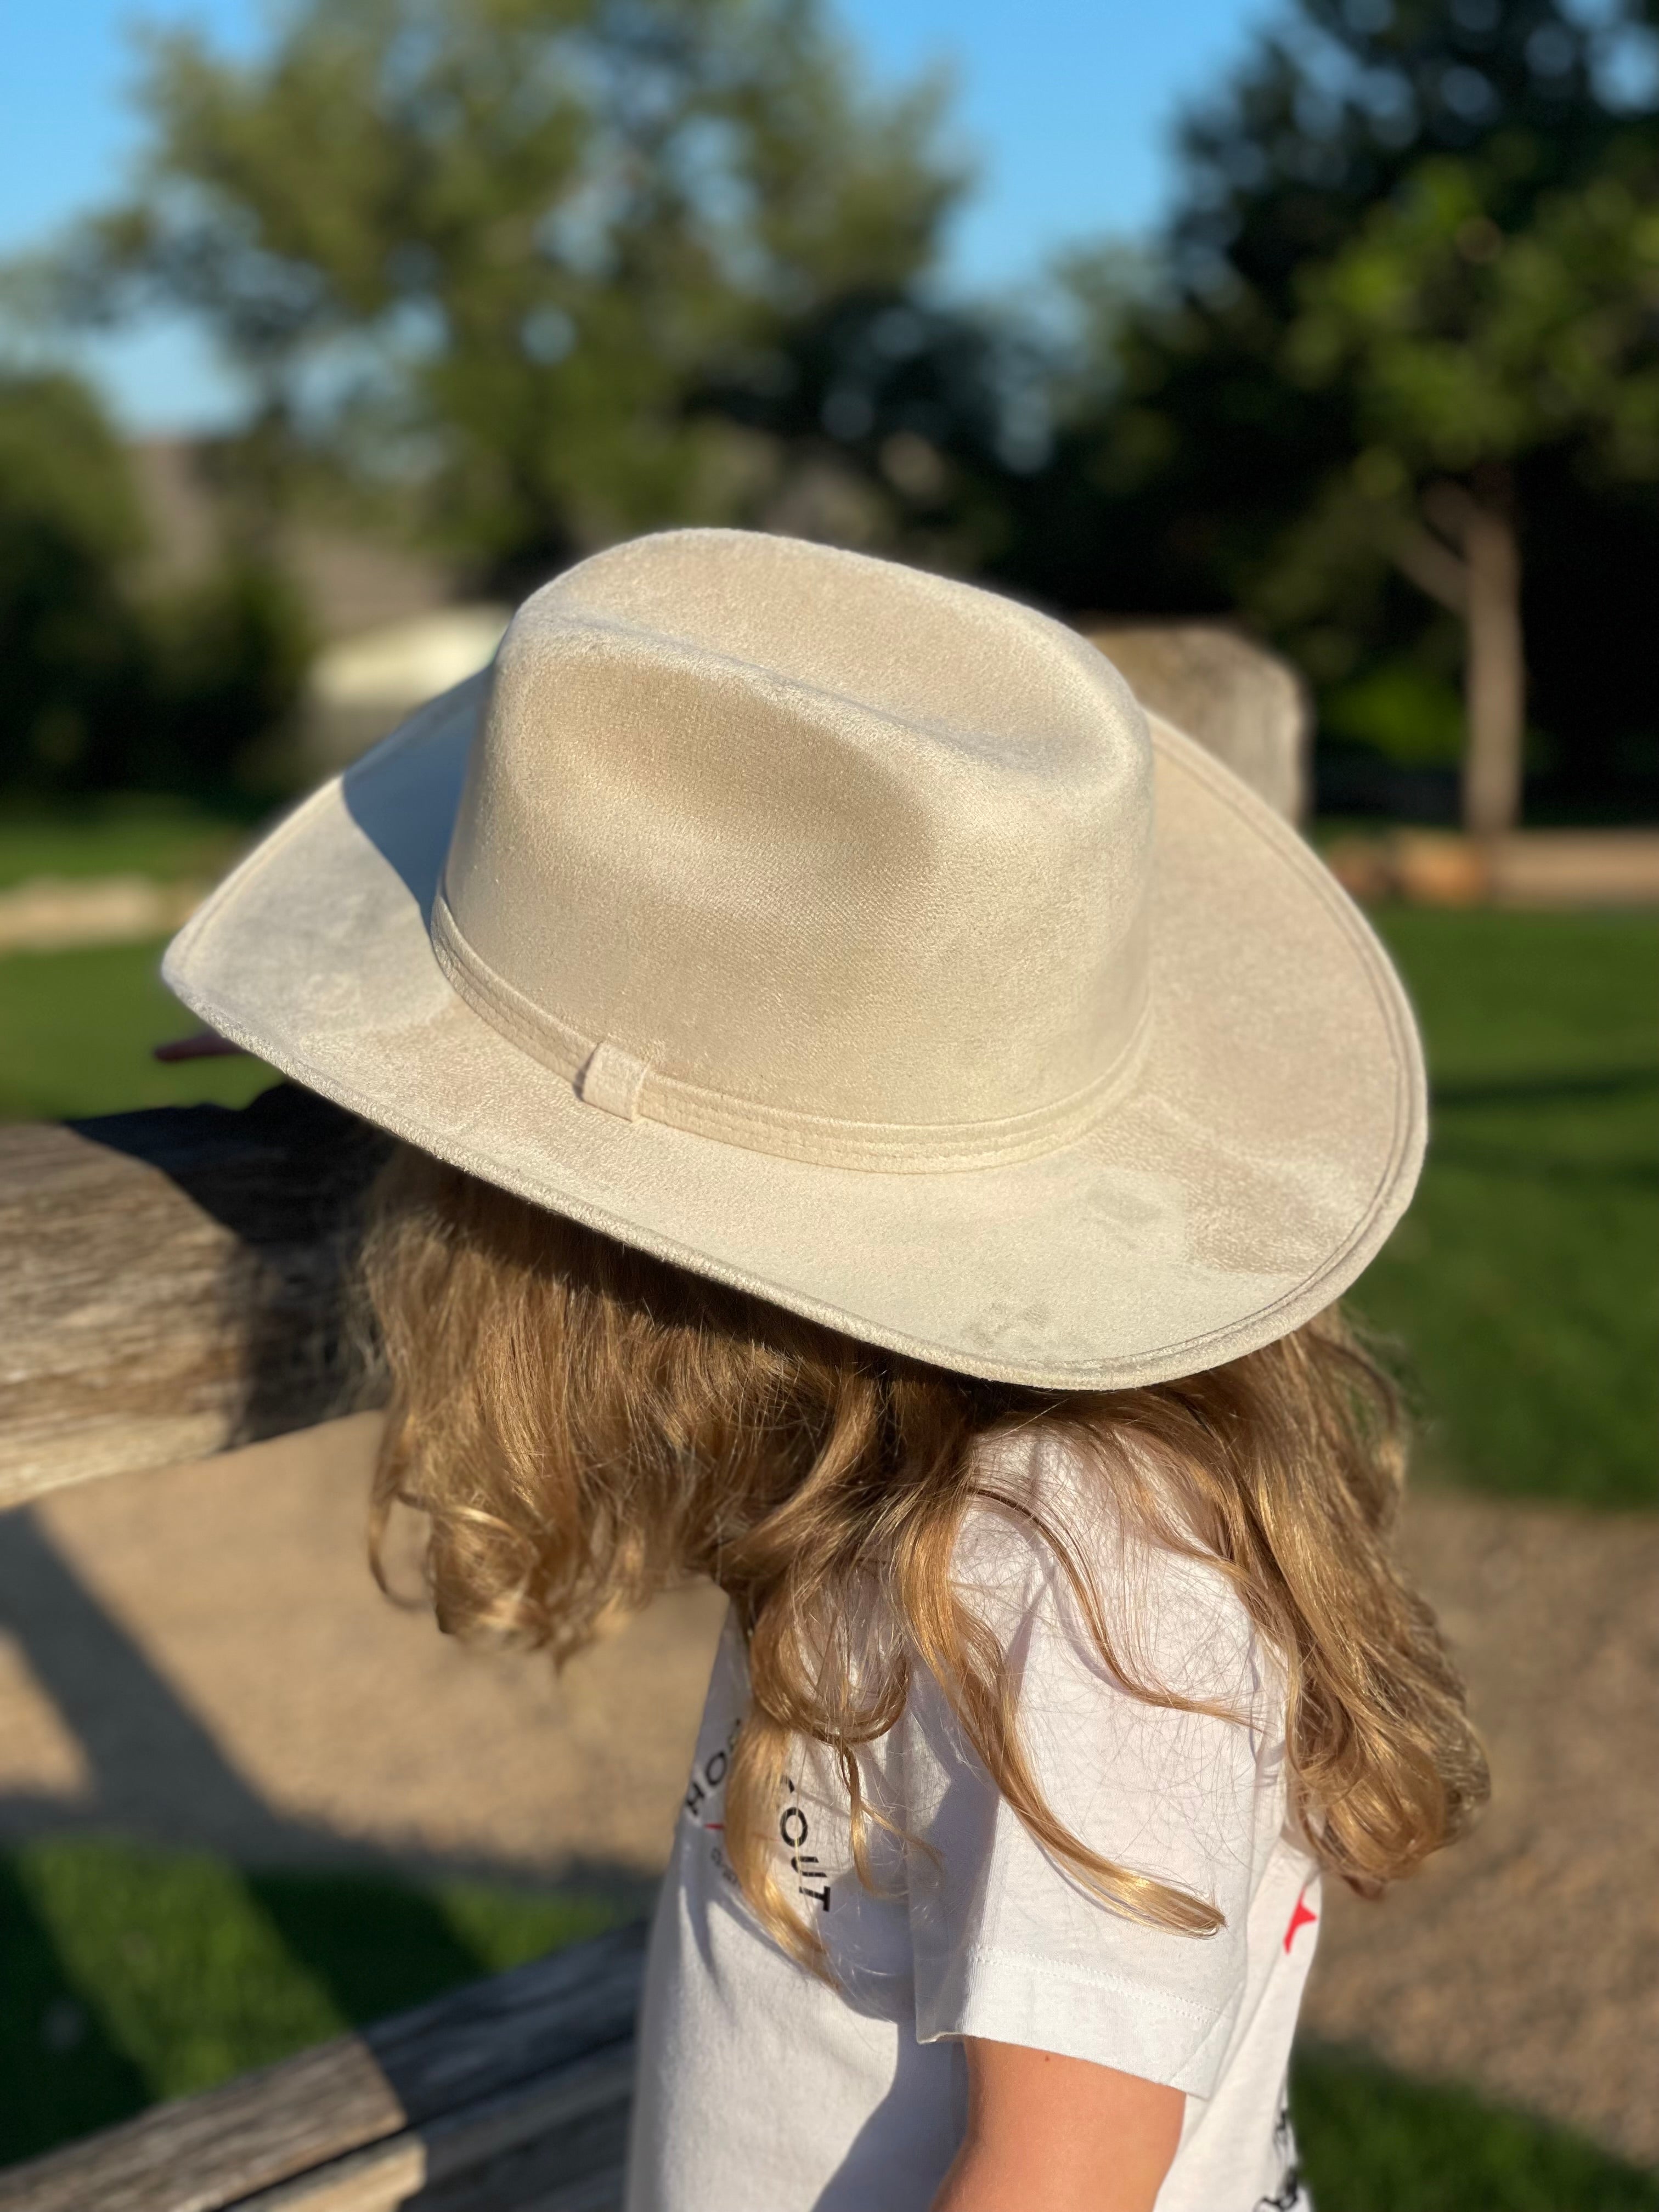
[960,1422,1264,1712]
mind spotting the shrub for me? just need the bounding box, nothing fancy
[0,370,311,799]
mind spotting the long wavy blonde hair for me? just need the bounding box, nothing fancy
[362,1144,1486,1970]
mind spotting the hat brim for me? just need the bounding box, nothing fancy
[163,675,1423,1390]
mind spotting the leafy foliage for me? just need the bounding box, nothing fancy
[989,0,1659,817]
[60,0,970,579]
[1288,156,1659,482]
[692,283,1045,571]
[13,0,1659,813]
[0,374,149,787]
[1172,0,1644,308]
[0,370,311,795]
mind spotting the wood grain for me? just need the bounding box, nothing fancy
[0,1085,387,1508]
[1084,622,1309,824]
[0,1923,646,2212]
[232,2049,635,2211]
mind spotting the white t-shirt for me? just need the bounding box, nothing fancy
[625,1431,1319,2211]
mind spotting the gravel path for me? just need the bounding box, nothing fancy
[0,1417,724,1884]
[0,1419,1652,2166]
[1303,1487,1659,2170]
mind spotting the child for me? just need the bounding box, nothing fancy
[165,530,1486,2211]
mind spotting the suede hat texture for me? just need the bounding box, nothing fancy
[163,528,1425,1389]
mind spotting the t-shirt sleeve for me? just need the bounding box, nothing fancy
[900,1469,1278,2097]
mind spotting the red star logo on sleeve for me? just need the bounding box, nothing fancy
[1283,1890,1318,1954]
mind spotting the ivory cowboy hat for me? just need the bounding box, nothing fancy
[164,529,1424,1390]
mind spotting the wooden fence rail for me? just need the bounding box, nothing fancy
[0,1084,387,1510]
[0,1925,646,2212]
[0,626,1305,2209]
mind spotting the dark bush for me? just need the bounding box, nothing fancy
[0,371,149,790]
[0,370,310,799]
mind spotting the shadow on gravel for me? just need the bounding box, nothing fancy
[0,1506,648,2167]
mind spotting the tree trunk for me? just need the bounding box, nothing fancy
[1460,485,1526,840]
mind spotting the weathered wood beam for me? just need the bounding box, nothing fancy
[1084,622,1310,825]
[0,1922,646,2212]
[0,1084,388,1510]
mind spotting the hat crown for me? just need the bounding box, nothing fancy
[436,530,1155,1169]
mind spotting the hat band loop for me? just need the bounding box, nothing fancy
[430,885,1149,1175]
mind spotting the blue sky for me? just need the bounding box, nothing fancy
[0,0,1270,433]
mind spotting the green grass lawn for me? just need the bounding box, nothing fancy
[1357,908,1658,1508]
[4,1834,1655,2207]
[0,938,275,1121]
[0,1837,633,2169]
[0,795,258,890]
[1292,2043,1659,2210]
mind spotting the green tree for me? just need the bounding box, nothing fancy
[57,0,966,581]
[0,371,149,787]
[1007,0,1659,831]
[0,370,309,795]
[1171,0,1639,311]
[1286,153,1659,833]
[693,284,1045,573]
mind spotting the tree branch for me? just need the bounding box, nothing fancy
[1388,515,1469,614]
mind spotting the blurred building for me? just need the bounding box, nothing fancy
[303,605,509,768]
[129,438,511,769]
[128,440,462,642]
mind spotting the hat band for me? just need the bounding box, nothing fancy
[430,886,1149,1175]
